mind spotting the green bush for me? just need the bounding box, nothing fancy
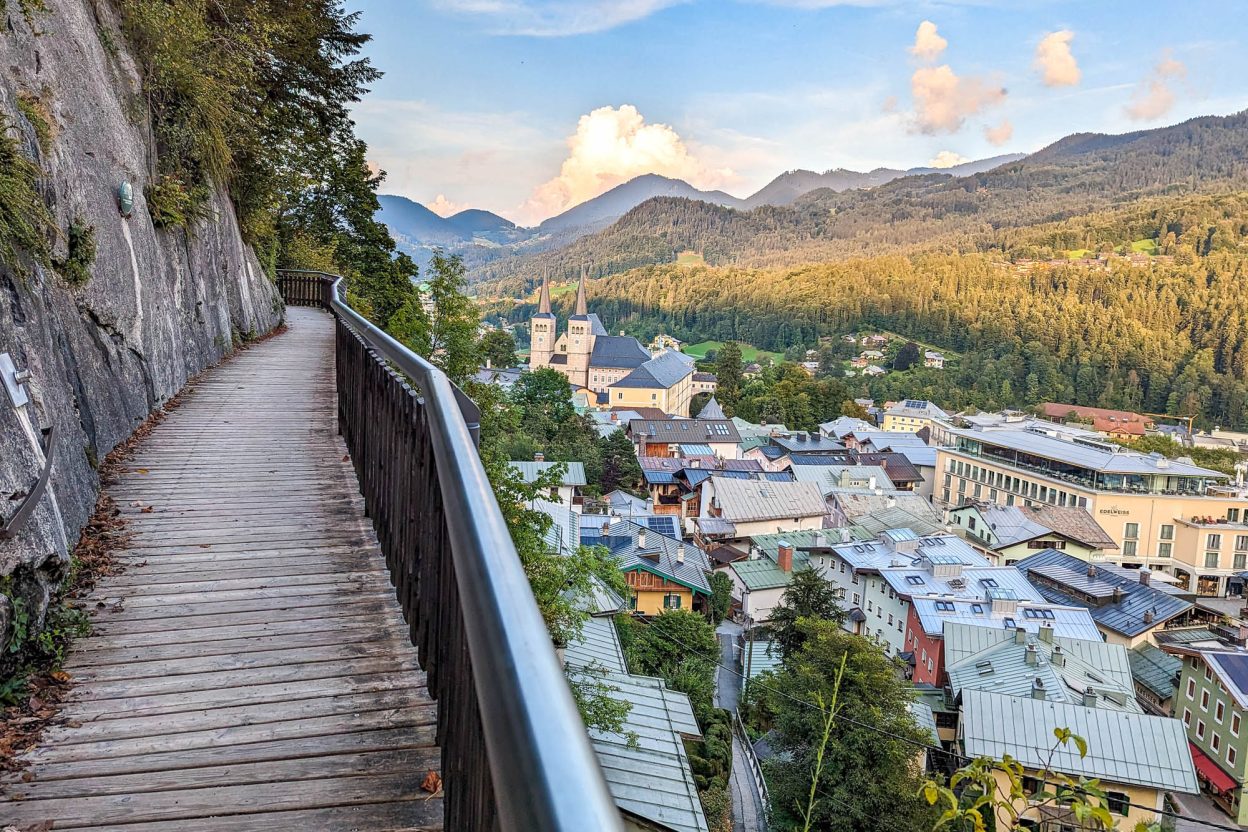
[0,123,51,271]
[16,91,53,155]
[54,218,97,286]
[146,174,210,228]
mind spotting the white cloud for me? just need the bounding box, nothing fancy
[984,119,1014,146]
[428,194,470,217]
[928,150,968,168]
[910,64,1006,134]
[519,104,734,224]
[431,0,685,36]
[1034,30,1080,87]
[1125,52,1187,121]
[910,21,947,62]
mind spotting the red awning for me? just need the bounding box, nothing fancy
[1190,742,1238,793]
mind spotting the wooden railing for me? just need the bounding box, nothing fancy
[275,270,622,832]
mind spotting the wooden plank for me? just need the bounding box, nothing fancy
[2,307,442,830]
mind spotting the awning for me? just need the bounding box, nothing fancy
[848,608,867,623]
[1190,742,1238,793]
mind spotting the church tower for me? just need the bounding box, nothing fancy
[529,272,555,370]
[565,270,594,389]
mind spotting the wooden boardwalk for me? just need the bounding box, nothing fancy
[1,308,443,831]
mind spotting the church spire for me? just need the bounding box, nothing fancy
[574,268,588,316]
[537,270,552,314]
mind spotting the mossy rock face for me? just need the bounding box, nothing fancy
[0,0,281,627]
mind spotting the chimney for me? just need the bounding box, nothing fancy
[1031,678,1047,700]
[868,476,877,490]
[778,540,794,572]
[1138,568,1152,586]
[1038,624,1054,643]
[677,543,686,564]
[534,452,545,462]
[1014,626,1027,645]
[637,528,647,549]
[1025,644,1038,666]
[1086,563,1097,578]
[1083,689,1097,708]
[887,496,897,509]
[601,522,611,537]
[1111,587,1124,604]
[485,357,492,369]
[610,412,618,422]
[840,527,852,544]
[1143,608,1155,625]
[1051,644,1066,667]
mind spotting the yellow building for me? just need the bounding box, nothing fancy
[881,399,950,433]
[936,422,1248,597]
[595,519,711,616]
[607,350,695,417]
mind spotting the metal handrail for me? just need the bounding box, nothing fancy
[1,426,56,540]
[275,269,623,831]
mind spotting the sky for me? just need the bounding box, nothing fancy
[347,0,1248,226]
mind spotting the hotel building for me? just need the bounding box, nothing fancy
[934,421,1248,597]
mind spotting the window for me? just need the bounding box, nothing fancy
[1202,690,1210,710]
[1230,509,1242,523]
[852,593,861,605]
[1198,719,1206,740]
[1188,679,1196,699]
[1237,554,1247,570]
[1183,708,1192,726]
[1213,733,1222,752]
[1159,524,1175,541]
[888,614,893,625]
[1003,617,1015,628]
[1208,533,1223,550]
[1217,701,1226,723]
[1231,746,1238,768]
[1237,535,1248,552]
[1124,522,1139,539]
[1234,712,1241,736]
[1122,540,1138,557]
[906,575,925,586]
[663,594,682,609]
[1207,665,1214,682]
[981,578,999,588]
[935,601,956,612]
[1106,792,1130,818]
[1206,552,1220,569]
[968,516,977,531]
[1157,542,1172,559]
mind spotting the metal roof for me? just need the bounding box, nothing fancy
[881,565,1044,603]
[564,614,710,832]
[531,497,580,555]
[911,597,1102,641]
[951,425,1225,478]
[908,701,941,746]
[769,435,848,453]
[959,689,1198,793]
[588,335,651,369]
[847,506,945,539]
[1129,643,1182,701]
[601,519,711,595]
[730,530,825,591]
[612,350,694,390]
[744,640,783,679]
[696,397,726,420]
[819,416,877,438]
[946,623,1137,711]
[630,419,742,444]
[885,400,950,420]
[1014,550,1194,637]
[790,464,895,496]
[707,477,827,523]
[507,460,587,487]
[1204,652,1248,710]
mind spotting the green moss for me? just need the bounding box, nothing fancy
[16,92,53,155]
[15,0,47,30]
[146,174,210,228]
[0,122,52,272]
[53,218,97,286]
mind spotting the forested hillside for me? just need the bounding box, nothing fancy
[490,191,1248,428]
[472,112,1248,294]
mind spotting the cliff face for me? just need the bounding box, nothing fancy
[0,0,282,636]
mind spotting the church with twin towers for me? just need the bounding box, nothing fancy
[528,272,707,416]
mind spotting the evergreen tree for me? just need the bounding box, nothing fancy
[715,342,744,411]
[479,329,518,368]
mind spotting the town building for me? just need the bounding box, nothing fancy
[935,420,1248,594]
[1172,651,1248,825]
[507,459,587,508]
[955,686,1196,829]
[881,399,950,433]
[564,604,709,832]
[726,530,826,622]
[905,597,1102,685]
[923,350,945,369]
[1013,550,1194,647]
[948,502,1117,564]
[629,418,742,460]
[698,477,827,546]
[691,371,718,396]
[582,519,711,615]
[1129,642,1183,716]
[1039,402,1154,442]
[607,350,695,416]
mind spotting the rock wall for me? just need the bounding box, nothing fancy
[0,0,282,638]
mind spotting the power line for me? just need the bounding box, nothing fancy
[647,622,1243,832]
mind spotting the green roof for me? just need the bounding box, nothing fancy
[1130,643,1182,700]
[731,559,795,591]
